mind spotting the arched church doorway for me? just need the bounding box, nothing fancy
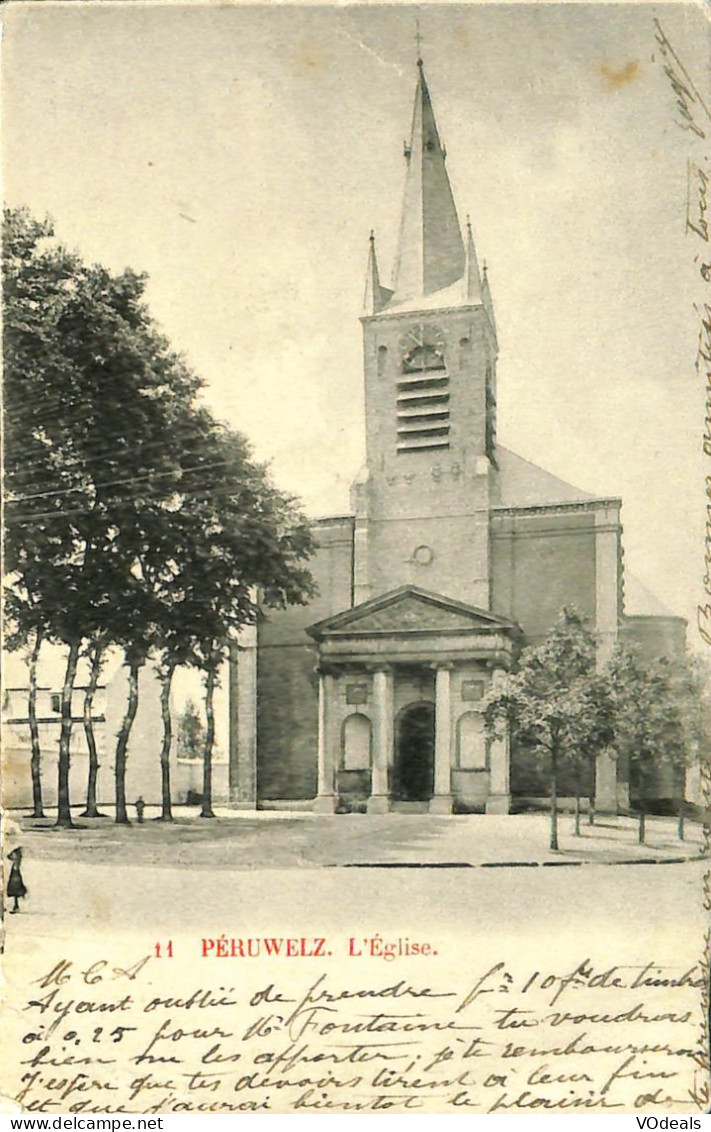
[394,702,435,802]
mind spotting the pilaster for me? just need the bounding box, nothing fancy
[594,505,622,813]
[228,625,258,810]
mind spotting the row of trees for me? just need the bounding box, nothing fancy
[4,207,316,827]
[484,609,710,849]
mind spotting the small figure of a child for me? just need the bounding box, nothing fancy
[7,847,27,914]
[135,797,145,824]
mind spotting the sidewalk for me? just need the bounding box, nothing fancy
[7,807,708,870]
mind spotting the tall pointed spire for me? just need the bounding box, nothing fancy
[363,231,392,315]
[482,261,498,344]
[391,60,466,303]
[464,215,484,304]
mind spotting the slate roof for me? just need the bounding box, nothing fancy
[623,573,678,618]
[492,446,608,509]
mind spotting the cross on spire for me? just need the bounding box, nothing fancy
[415,19,423,63]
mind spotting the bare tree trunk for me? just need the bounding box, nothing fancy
[28,628,45,818]
[574,791,581,837]
[81,641,106,818]
[56,639,81,829]
[115,660,140,825]
[588,798,595,826]
[638,808,646,845]
[550,746,559,851]
[159,662,175,821]
[200,666,216,819]
[677,802,685,841]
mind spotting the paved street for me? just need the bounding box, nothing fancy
[5,806,707,872]
[3,807,707,937]
[4,844,707,944]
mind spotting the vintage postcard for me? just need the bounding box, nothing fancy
[1,0,710,1117]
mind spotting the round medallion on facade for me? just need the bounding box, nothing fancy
[412,544,434,566]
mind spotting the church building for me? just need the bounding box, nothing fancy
[227,59,686,816]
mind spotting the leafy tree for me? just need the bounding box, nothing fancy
[563,669,616,834]
[670,652,711,837]
[4,208,98,826]
[5,208,202,824]
[4,209,189,823]
[610,646,711,842]
[52,256,209,824]
[129,404,317,819]
[608,645,687,844]
[484,608,603,850]
[5,206,317,828]
[177,700,205,759]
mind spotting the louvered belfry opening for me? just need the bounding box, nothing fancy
[397,324,450,453]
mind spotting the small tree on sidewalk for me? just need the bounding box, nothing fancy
[563,670,616,836]
[669,652,711,839]
[484,608,601,851]
[609,645,687,845]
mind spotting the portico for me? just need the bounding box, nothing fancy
[307,586,520,814]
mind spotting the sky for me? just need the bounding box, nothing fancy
[3,0,711,643]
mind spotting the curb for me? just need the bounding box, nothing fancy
[340,855,706,869]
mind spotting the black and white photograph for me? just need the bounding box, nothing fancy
[1,1,710,1116]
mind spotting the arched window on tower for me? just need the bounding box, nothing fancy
[459,336,471,370]
[377,345,387,377]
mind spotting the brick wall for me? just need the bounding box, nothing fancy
[257,516,354,800]
[491,509,597,640]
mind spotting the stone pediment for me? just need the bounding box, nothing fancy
[307,586,518,640]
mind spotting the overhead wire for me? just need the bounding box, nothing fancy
[6,482,270,525]
[6,459,242,503]
[4,418,248,486]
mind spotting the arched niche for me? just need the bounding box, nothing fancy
[342,712,372,771]
[457,711,488,770]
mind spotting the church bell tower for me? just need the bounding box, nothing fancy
[352,58,498,608]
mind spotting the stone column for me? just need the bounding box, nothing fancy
[368,666,393,813]
[430,664,454,813]
[486,666,511,814]
[228,624,258,809]
[314,669,338,813]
